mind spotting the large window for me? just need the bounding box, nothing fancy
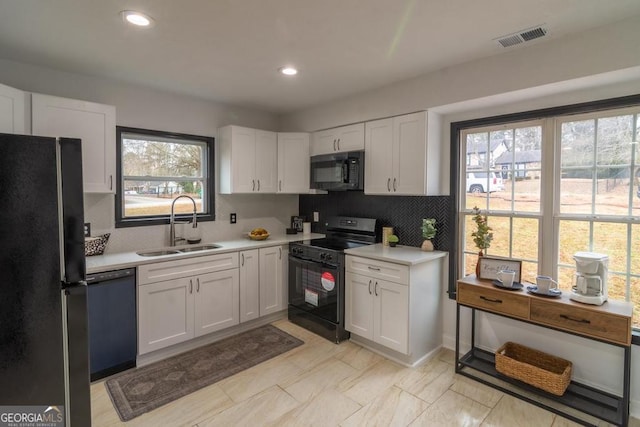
[454,99,640,333]
[115,126,215,227]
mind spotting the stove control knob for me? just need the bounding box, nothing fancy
[319,253,326,260]
[325,254,333,262]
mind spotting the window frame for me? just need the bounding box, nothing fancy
[449,94,640,344]
[115,126,215,228]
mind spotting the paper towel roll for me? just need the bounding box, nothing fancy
[303,222,311,235]
[382,227,393,246]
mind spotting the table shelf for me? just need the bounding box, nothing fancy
[455,276,632,426]
[457,347,623,425]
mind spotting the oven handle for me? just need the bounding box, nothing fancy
[288,254,340,270]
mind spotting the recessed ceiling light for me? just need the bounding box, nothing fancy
[120,10,154,27]
[279,67,298,76]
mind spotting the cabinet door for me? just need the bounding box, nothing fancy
[138,278,194,354]
[336,123,365,152]
[393,112,426,195]
[230,126,257,193]
[0,83,27,134]
[194,269,240,337]
[32,93,116,193]
[345,272,374,340]
[259,246,284,315]
[310,129,336,156]
[364,118,394,195]
[373,279,409,354]
[239,249,260,322]
[277,132,310,193]
[255,130,278,193]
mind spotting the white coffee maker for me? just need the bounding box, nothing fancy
[570,251,608,305]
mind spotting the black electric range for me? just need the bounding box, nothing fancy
[288,216,378,343]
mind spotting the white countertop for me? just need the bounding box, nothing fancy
[86,233,324,274]
[344,243,448,266]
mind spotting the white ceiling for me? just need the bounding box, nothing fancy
[1,0,639,114]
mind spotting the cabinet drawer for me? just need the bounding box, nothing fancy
[530,300,630,345]
[457,282,529,319]
[346,256,409,284]
[139,252,239,285]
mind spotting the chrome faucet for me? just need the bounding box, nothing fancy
[169,195,198,246]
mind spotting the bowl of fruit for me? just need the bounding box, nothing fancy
[248,228,270,240]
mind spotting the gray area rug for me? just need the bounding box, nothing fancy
[105,324,303,421]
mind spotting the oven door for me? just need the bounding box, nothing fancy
[288,255,341,323]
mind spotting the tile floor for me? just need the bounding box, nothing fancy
[91,320,639,427]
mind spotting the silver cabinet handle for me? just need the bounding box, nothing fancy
[109,175,113,191]
[368,266,381,271]
[189,279,193,294]
[279,180,282,191]
[393,178,397,191]
[374,281,379,296]
[196,278,200,293]
[279,247,282,259]
[257,180,260,191]
[241,253,245,266]
[333,139,337,151]
[387,178,391,192]
[337,138,340,151]
[252,179,255,191]
[368,280,372,295]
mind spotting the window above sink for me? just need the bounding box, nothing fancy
[115,126,215,228]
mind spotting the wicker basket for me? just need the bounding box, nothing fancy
[495,342,572,396]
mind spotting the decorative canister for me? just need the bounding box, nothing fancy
[382,227,394,246]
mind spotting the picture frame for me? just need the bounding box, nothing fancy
[478,257,522,283]
[291,216,305,232]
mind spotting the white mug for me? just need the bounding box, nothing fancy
[536,275,558,293]
[496,270,516,287]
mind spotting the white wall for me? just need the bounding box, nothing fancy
[281,15,640,417]
[0,58,299,252]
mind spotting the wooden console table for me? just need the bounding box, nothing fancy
[455,276,633,426]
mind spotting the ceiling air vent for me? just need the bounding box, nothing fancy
[496,25,547,48]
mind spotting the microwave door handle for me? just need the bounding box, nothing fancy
[342,163,348,183]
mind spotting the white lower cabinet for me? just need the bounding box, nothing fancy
[138,253,240,355]
[239,249,260,322]
[194,269,240,336]
[138,277,195,354]
[345,272,408,353]
[345,252,444,364]
[259,245,285,315]
[239,245,286,322]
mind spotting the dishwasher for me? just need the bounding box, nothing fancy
[86,268,137,381]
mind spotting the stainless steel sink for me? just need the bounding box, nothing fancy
[177,244,221,253]
[137,249,181,257]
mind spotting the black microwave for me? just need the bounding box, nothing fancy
[310,151,364,191]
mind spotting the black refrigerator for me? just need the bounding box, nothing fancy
[0,133,92,426]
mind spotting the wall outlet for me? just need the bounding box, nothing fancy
[230,213,237,224]
[313,212,319,222]
[84,223,91,237]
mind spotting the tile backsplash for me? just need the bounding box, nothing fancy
[299,192,453,251]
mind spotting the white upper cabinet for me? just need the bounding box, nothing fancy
[31,93,116,193]
[218,125,277,194]
[311,123,364,156]
[277,132,310,193]
[0,83,29,135]
[365,111,442,196]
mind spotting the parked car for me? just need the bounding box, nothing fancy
[466,170,505,193]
